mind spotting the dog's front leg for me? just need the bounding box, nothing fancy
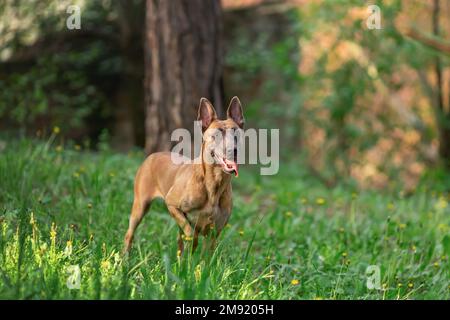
[177,229,199,254]
[203,186,232,253]
[167,205,193,242]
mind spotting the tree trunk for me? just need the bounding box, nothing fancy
[144,0,224,154]
[440,127,450,168]
[432,0,450,168]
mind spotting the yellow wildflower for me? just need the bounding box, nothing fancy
[101,260,111,271]
[30,212,36,225]
[50,223,57,242]
[194,264,202,282]
[435,197,448,210]
[64,240,73,256]
[316,198,326,205]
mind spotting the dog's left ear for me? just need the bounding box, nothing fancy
[227,96,244,129]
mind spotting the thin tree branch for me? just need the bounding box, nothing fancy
[404,27,450,55]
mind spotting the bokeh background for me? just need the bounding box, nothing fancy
[1,0,450,300]
[1,0,450,190]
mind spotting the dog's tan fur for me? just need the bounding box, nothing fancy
[124,97,244,253]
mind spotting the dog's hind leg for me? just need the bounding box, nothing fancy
[123,196,151,254]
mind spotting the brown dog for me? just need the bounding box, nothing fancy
[123,97,244,254]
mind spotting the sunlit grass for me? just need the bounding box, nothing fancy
[0,136,449,299]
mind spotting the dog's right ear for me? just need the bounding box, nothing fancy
[197,97,217,132]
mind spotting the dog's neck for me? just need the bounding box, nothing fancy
[194,143,231,201]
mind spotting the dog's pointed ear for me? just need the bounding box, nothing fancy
[198,97,217,131]
[227,96,244,128]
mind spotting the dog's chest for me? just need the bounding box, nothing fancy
[187,202,223,231]
[181,176,230,232]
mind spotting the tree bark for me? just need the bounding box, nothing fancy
[432,0,450,168]
[145,0,224,154]
[432,0,444,114]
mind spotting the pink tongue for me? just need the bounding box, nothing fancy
[223,159,239,177]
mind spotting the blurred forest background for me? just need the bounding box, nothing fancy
[1,0,450,192]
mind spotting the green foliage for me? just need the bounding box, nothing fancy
[0,138,448,299]
[225,8,303,146]
[0,0,137,135]
[0,53,109,131]
[297,0,447,182]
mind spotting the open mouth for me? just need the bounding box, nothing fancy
[211,151,239,177]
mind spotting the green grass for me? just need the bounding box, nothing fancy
[0,136,449,299]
